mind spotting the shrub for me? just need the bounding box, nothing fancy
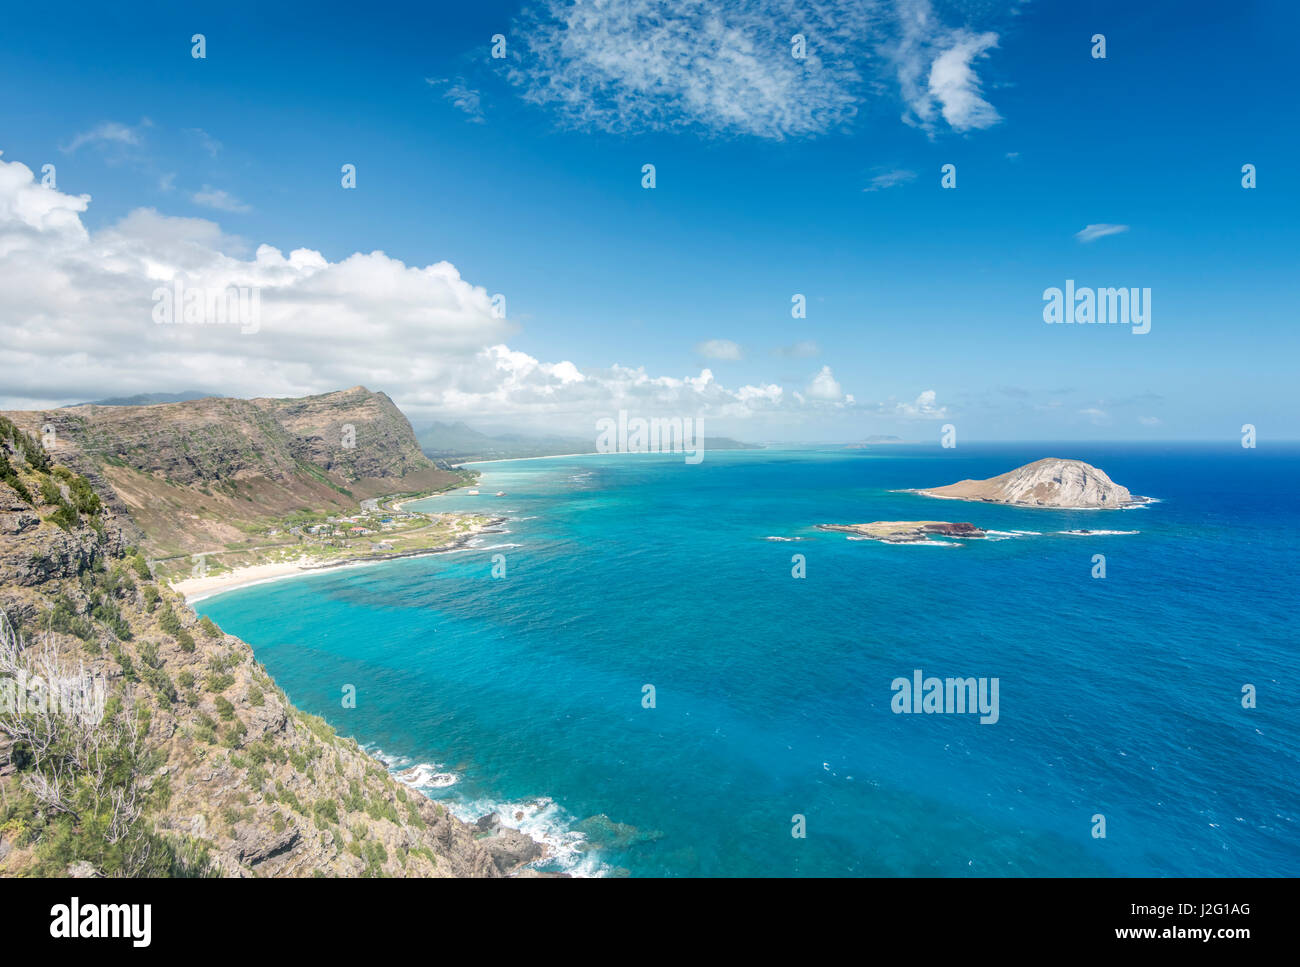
[313,798,339,828]
[207,672,234,693]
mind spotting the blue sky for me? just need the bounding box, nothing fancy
[0,0,1295,441]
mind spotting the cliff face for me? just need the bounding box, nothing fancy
[919,458,1144,509]
[0,421,519,878]
[1,387,462,557]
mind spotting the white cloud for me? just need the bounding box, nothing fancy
[62,119,151,154]
[508,0,1010,140]
[696,339,742,360]
[191,185,252,213]
[806,365,845,401]
[1138,415,1161,426]
[427,77,486,123]
[0,152,873,434]
[891,2,1002,135]
[184,128,223,157]
[893,389,947,419]
[509,0,875,139]
[776,340,820,358]
[1075,223,1130,243]
[1079,407,1109,424]
[863,169,916,192]
[927,31,1001,132]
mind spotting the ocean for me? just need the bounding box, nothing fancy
[196,444,1300,876]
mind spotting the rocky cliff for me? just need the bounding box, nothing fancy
[0,416,533,878]
[918,458,1146,509]
[1,388,462,558]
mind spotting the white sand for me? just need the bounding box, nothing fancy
[169,557,322,604]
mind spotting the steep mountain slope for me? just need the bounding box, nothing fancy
[0,417,534,877]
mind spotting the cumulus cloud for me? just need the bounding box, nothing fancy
[696,339,742,360]
[0,152,876,433]
[893,389,947,419]
[1075,223,1130,243]
[805,365,847,401]
[508,0,1008,139]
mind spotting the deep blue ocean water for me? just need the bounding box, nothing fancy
[197,445,1299,876]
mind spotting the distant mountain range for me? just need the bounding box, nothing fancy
[74,391,214,407]
[414,420,761,461]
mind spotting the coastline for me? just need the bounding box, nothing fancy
[452,451,601,468]
[172,519,505,604]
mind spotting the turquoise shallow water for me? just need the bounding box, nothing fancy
[197,445,1300,876]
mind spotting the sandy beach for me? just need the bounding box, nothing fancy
[170,517,507,604]
[170,556,340,604]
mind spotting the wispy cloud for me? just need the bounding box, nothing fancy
[509,0,873,139]
[427,77,486,123]
[891,1,1003,136]
[696,339,743,361]
[863,169,916,192]
[776,340,820,358]
[62,118,152,154]
[184,128,222,157]
[191,185,251,213]
[1075,223,1130,243]
[508,0,1010,140]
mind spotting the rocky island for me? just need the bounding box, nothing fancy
[914,458,1149,509]
[817,521,986,543]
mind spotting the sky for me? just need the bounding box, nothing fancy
[0,0,1296,442]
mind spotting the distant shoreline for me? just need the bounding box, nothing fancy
[452,451,600,468]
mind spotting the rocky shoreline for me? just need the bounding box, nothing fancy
[817,521,986,543]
